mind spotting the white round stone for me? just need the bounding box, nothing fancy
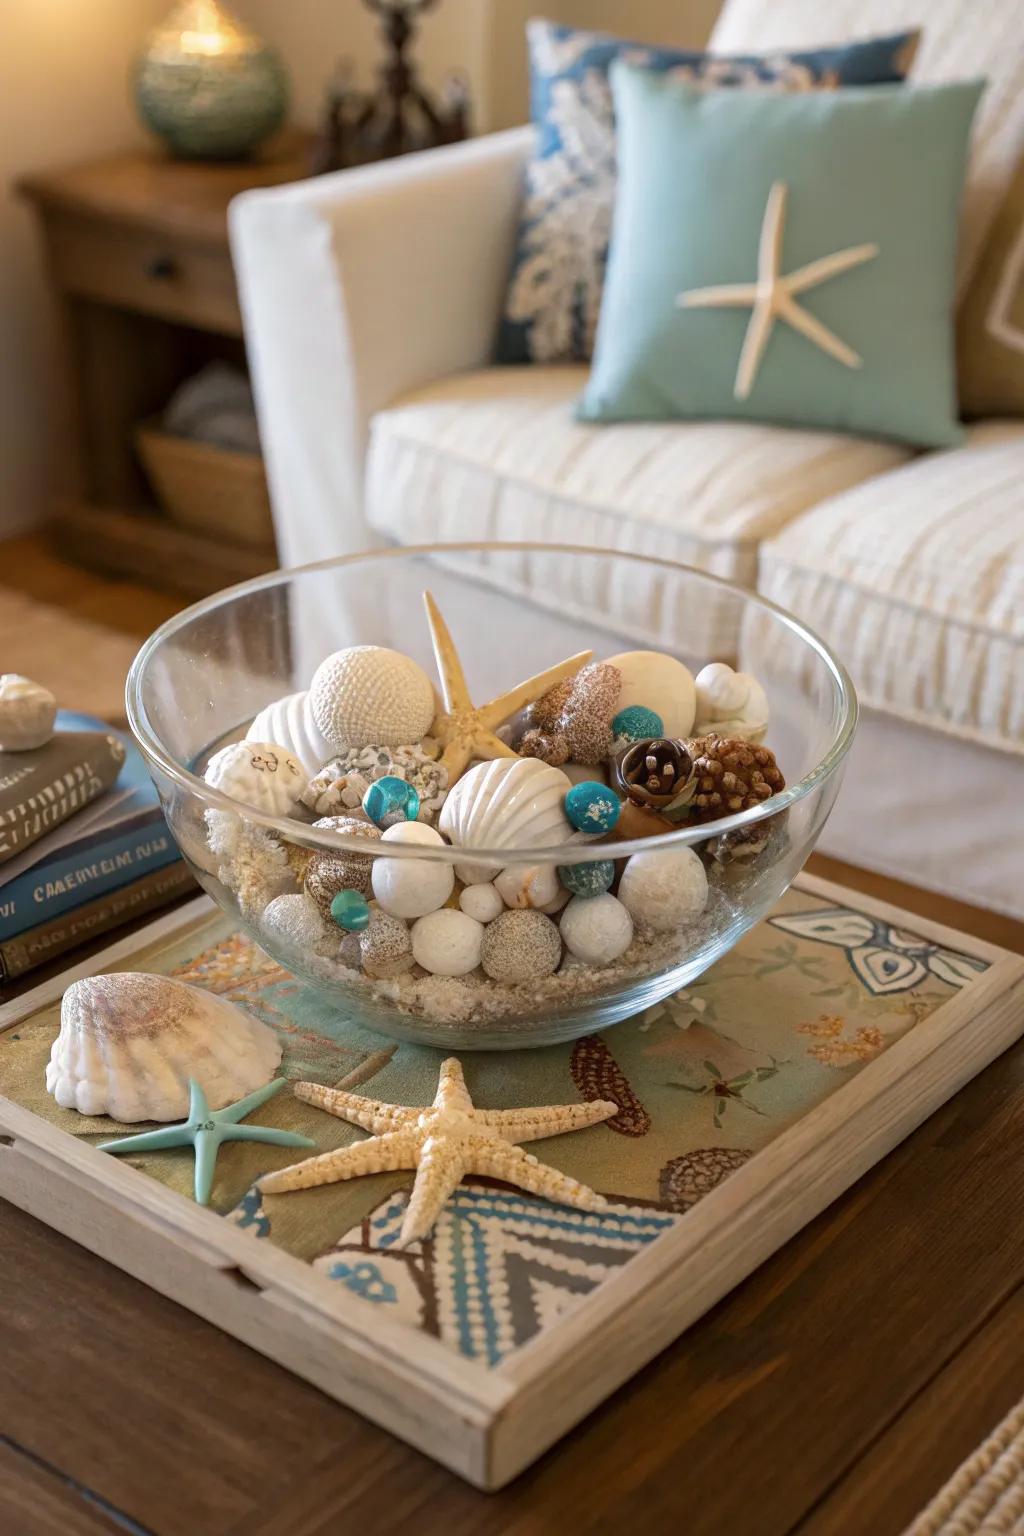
[559,893,634,965]
[494,863,563,912]
[370,820,454,919]
[309,646,436,751]
[618,846,708,934]
[0,674,57,752]
[204,740,306,815]
[459,882,504,923]
[411,909,484,976]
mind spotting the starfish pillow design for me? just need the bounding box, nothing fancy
[259,1057,617,1247]
[676,181,879,400]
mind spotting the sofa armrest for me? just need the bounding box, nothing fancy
[230,127,532,567]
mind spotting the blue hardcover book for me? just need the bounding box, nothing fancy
[0,711,180,940]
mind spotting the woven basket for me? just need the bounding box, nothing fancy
[136,421,276,550]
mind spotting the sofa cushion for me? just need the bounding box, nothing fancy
[710,0,1024,294]
[755,421,1024,755]
[578,69,980,449]
[365,366,907,653]
[497,17,920,365]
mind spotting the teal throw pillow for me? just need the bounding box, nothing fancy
[578,70,984,449]
[497,19,922,365]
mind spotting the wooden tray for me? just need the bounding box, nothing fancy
[1,872,1021,1491]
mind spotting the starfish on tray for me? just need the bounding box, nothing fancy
[97,1077,316,1206]
[423,590,592,779]
[676,181,879,401]
[258,1057,617,1246]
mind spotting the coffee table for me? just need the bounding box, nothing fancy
[2,865,1022,1531]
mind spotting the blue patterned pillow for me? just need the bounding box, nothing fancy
[496,19,921,365]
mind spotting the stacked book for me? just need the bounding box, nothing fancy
[0,710,195,981]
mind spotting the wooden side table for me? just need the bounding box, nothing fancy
[20,136,311,598]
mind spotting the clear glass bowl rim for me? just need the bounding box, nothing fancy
[125,541,858,866]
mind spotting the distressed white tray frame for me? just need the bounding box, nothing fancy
[1,873,1021,1490]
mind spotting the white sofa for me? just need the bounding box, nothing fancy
[230,0,1024,920]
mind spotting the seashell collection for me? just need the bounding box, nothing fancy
[186,599,785,1026]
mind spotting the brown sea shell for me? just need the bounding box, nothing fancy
[519,662,621,766]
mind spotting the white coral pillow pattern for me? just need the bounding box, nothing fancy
[495,19,921,366]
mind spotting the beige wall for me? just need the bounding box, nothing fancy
[233,0,723,134]
[0,0,165,540]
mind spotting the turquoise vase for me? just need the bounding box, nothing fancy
[135,0,288,161]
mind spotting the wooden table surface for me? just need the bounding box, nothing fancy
[4,858,1024,1536]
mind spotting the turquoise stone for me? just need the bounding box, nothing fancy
[612,705,664,744]
[564,781,622,834]
[558,860,615,898]
[362,775,420,828]
[330,889,371,932]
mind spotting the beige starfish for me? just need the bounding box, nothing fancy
[258,1057,616,1246]
[676,181,879,400]
[423,591,592,780]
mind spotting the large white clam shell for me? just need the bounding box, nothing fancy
[439,758,573,851]
[204,740,306,814]
[246,691,332,778]
[45,973,282,1122]
[694,663,769,743]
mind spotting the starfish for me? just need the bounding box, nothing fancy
[258,1057,617,1246]
[97,1077,316,1206]
[675,181,879,400]
[423,591,592,779]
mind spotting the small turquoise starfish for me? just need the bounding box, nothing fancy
[97,1077,316,1206]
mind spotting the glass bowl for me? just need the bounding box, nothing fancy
[126,543,856,1049]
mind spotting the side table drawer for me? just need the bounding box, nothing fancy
[44,211,242,336]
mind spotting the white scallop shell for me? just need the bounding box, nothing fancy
[45,973,282,1122]
[0,673,57,751]
[694,663,769,743]
[310,646,436,751]
[604,651,696,738]
[204,740,306,814]
[439,758,573,852]
[247,691,331,777]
